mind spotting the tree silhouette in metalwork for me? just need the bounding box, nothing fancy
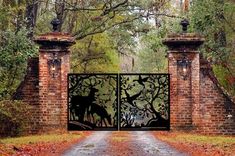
[120,74,169,129]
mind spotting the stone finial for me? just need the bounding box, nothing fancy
[51,18,61,32]
[180,19,189,33]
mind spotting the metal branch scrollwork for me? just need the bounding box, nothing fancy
[120,74,170,130]
[68,74,170,131]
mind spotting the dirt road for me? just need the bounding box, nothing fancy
[63,131,188,156]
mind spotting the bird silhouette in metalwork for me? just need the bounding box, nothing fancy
[133,75,148,87]
[124,89,142,106]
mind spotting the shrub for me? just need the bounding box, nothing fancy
[0,28,38,100]
[0,100,31,137]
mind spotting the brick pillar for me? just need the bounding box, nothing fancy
[34,30,75,132]
[163,29,204,130]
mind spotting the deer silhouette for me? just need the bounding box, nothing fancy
[70,87,98,122]
[88,103,112,127]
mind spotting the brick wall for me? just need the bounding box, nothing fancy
[35,32,74,132]
[13,58,40,133]
[168,52,191,130]
[164,33,235,135]
[13,32,74,133]
[38,50,70,132]
[197,60,235,135]
[164,33,203,131]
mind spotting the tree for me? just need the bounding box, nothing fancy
[120,74,169,128]
[190,0,235,95]
[70,33,119,73]
[136,0,182,73]
[0,28,37,99]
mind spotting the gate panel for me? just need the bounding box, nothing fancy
[68,74,118,130]
[120,74,170,130]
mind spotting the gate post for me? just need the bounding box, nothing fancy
[34,19,75,132]
[163,20,204,130]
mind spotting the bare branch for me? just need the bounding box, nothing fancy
[74,12,182,40]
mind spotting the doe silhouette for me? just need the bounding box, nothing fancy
[70,87,98,122]
[88,103,112,127]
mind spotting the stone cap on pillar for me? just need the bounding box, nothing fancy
[34,18,75,49]
[163,33,205,51]
[34,32,75,47]
[163,19,204,52]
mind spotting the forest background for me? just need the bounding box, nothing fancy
[0,0,234,119]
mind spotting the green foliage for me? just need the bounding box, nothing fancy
[136,16,181,73]
[71,33,119,73]
[213,65,235,95]
[0,0,27,31]
[190,0,235,96]
[137,29,168,73]
[0,28,38,99]
[190,0,229,61]
[35,11,54,35]
[0,6,10,30]
[190,0,235,61]
[0,100,31,137]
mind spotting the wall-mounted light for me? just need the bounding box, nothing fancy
[177,55,191,80]
[48,53,61,78]
[227,112,233,119]
[225,101,233,120]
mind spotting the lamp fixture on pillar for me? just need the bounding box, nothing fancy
[177,55,191,80]
[48,53,61,78]
[176,19,191,80]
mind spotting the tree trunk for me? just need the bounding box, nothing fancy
[183,0,189,12]
[25,0,38,38]
[55,0,66,32]
[215,0,227,47]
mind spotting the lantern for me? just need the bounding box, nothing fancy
[177,56,191,80]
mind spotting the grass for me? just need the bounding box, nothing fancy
[157,132,235,147]
[0,132,84,145]
[0,132,87,156]
[179,134,235,145]
[153,132,235,156]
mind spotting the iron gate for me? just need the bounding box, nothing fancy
[68,74,170,130]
